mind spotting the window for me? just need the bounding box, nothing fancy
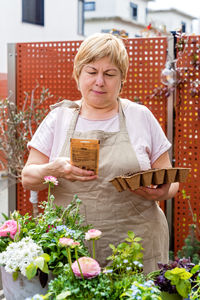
[84,1,96,11]
[22,0,44,26]
[181,21,186,33]
[101,29,111,33]
[130,2,138,20]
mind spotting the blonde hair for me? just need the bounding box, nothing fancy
[73,33,129,84]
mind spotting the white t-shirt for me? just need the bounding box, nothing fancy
[28,98,171,171]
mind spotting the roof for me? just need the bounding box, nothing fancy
[148,8,196,20]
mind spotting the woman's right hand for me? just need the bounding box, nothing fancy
[51,157,97,182]
[22,148,97,191]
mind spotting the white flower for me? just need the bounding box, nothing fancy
[0,237,43,277]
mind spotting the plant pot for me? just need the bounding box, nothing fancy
[161,291,183,300]
[1,266,52,300]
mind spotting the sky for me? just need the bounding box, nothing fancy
[148,0,200,18]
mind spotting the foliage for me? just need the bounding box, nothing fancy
[190,264,200,299]
[178,224,200,265]
[2,180,200,299]
[0,184,90,288]
[47,266,113,300]
[148,257,199,298]
[177,190,200,264]
[121,279,162,300]
[0,85,53,179]
[106,230,143,275]
[46,232,153,300]
[0,237,46,279]
[164,267,192,298]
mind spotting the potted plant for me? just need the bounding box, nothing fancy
[148,257,200,300]
[42,229,162,300]
[0,177,90,299]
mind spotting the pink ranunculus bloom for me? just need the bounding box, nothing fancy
[71,241,80,248]
[59,237,74,247]
[72,257,101,279]
[44,176,58,186]
[0,220,20,239]
[85,229,102,241]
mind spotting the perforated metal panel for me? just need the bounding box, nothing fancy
[16,37,168,214]
[174,36,200,253]
[122,37,168,131]
[0,73,7,99]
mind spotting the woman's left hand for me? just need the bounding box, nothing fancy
[130,183,171,201]
[129,151,179,201]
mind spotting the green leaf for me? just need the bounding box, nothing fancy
[134,237,142,242]
[34,256,45,270]
[117,243,127,250]
[191,264,200,274]
[109,244,116,251]
[176,279,191,298]
[127,231,135,239]
[125,238,132,242]
[26,263,37,280]
[42,261,49,274]
[41,253,50,262]
[12,271,19,281]
[56,290,71,299]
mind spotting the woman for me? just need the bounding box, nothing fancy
[22,33,179,274]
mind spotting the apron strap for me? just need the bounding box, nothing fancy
[59,98,127,156]
[69,98,127,133]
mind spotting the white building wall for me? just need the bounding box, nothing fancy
[84,0,149,37]
[0,0,80,73]
[85,0,117,18]
[85,19,144,37]
[85,0,148,24]
[148,11,193,33]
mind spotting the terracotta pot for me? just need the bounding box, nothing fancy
[1,266,52,300]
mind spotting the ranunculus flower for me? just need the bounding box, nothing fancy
[71,241,80,248]
[85,229,102,241]
[44,176,58,185]
[59,237,74,247]
[72,257,101,279]
[0,220,20,239]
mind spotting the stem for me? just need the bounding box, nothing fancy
[67,248,74,277]
[60,207,68,222]
[75,248,84,280]
[73,202,80,226]
[92,240,95,259]
[48,184,51,205]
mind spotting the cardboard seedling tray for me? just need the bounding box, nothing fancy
[110,167,191,192]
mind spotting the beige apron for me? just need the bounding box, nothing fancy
[52,99,169,274]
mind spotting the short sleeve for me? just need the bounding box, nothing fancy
[145,108,171,164]
[27,109,56,157]
[123,99,171,170]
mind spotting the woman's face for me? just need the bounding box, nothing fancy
[78,56,122,110]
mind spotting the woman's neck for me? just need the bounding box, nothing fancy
[80,100,119,120]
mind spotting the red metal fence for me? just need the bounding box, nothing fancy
[0,73,7,99]
[9,36,200,253]
[174,36,200,252]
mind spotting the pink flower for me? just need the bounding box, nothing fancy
[85,229,102,241]
[59,237,74,247]
[44,176,58,186]
[0,220,20,239]
[72,257,101,279]
[71,241,80,248]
